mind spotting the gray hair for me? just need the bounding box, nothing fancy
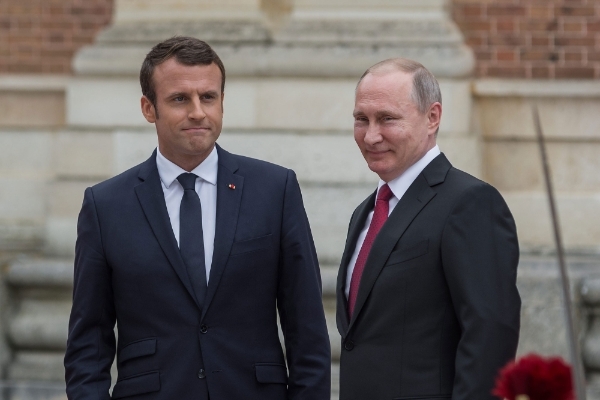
[357,58,442,114]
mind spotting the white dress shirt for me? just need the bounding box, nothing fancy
[345,145,441,298]
[156,146,218,283]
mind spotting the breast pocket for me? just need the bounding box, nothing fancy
[387,239,429,267]
[230,233,273,255]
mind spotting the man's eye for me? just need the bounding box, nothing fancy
[174,96,185,102]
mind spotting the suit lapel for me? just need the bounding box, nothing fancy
[336,191,376,336]
[201,145,243,320]
[346,153,452,332]
[134,151,202,310]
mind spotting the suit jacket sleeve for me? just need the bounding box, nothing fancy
[441,183,520,400]
[64,187,116,399]
[277,170,331,400]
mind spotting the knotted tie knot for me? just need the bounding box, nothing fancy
[177,173,198,191]
[377,184,393,202]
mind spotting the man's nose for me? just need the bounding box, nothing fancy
[188,98,206,120]
[363,124,382,145]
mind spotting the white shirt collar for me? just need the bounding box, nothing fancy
[156,146,219,189]
[378,145,441,200]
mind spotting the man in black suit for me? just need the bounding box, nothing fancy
[64,36,330,400]
[336,58,520,399]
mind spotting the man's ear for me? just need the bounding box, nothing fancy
[141,96,157,123]
[221,91,225,113]
[427,102,442,134]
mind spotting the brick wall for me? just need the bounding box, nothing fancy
[0,0,113,74]
[1,0,599,78]
[453,0,600,78]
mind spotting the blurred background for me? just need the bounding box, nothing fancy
[0,0,599,399]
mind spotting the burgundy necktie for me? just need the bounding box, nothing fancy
[347,183,394,317]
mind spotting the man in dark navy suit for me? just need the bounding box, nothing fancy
[336,59,520,399]
[65,36,330,400]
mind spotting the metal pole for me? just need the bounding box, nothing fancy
[532,105,586,399]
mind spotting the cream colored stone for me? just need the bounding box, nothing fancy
[478,97,600,140]
[0,130,53,173]
[484,141,600,192]
[0,177,47,221]
[67,78,147,127]
[437,79,472,136]
[437,136,481,178]
[113,130,157,174]
[302,184,374,264]
[292,0,447,19]
[115,0,263,22]
[48,181,97,218]
[255,78,356,130]
[217,132,373,183]
[503,191,600,252]
[45,217,78,256]
[222,80,258,128]
[0,92,65,127]
[54,131,113,179]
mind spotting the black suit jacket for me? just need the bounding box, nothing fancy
[336,154,520,400]
[65,145,331,399]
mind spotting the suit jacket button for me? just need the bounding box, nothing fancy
[198,368,206,379]
[344,340,354,351]
[200,324,208,334]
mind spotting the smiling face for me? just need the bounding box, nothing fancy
[353,69,441,182]
[141,58,224,171]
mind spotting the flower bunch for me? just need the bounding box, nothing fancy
[493,354,574,400]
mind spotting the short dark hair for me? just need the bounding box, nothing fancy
[357,58,441,114]
[140,36,226,111]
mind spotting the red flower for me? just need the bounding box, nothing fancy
[493,354,574,400]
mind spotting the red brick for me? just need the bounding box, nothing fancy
[562,21,585,32]
[564,50,584,62]
[529,5,553,19]
[488,5,527,17]
[588,52,600,62]
[486,66,528,78]
[531,35,552,46]
[588,20,600,32]
[532,66,552,78]
[496,48,518,61]
[465,36,487,47]
[495,18,516,33]
[555,66,595,78]
[521,49,560,62]
[489,34,526,46]
[554,36,596,46]
[475,49,493,61]
[458,20,492,32]
[555,6,595,17]
[521,19,559,32]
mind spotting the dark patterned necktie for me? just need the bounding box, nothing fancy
[177,173,207,308]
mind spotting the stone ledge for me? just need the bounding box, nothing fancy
[474,79,600,98]
[0,75,69,93]
[74,43,474,79]
[6,258,73,288]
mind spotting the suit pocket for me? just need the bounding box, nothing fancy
[118,338,156,364]
[387,239,429,266]
[231,234,273,255]
[255,363,288,384]
[112,371,160,398]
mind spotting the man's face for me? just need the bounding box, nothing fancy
[141,58,224,170]
[353,70,440,182]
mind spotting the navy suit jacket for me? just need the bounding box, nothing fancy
[336,154,520,400]
[65,145,331,399]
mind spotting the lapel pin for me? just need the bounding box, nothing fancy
[228,184,236,190]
